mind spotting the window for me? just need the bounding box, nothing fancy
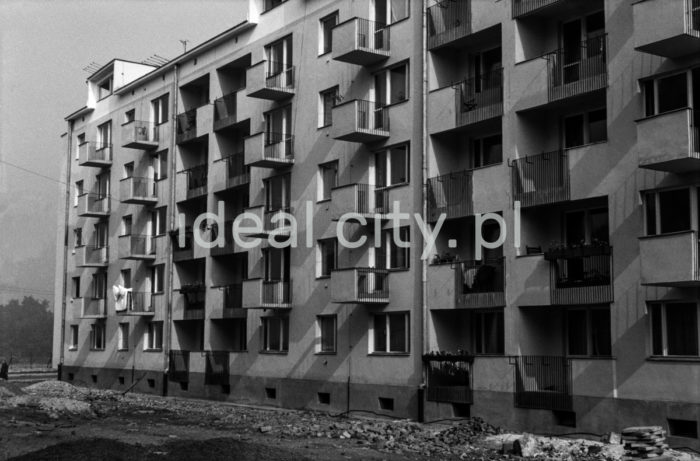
[319,12,339,54]
[644,188,692,236]
[563,108,607,148]
[151,207,167,236]
[229,318,248,352]
[121,215,132,236]
[372,312,409,353]
[265,35,293,79]
[124,162,134,179]
[564,207,609,246]
[76,133,85,160]
[152,265,165,293]
[145,321,163,350]
[69,325,79,350]
[374,63,408,105]
[317,315,337,353]
[472,135,502,168]
[97,76,113,100]
[74,228,83,247]
[124,109,135,124]
[650,303,699,356]
[152,94,169,125]
[94,221,108,248]
[263,0,287,12]
[265,173,291,211]
[154,150,168,180]
[379,227,410,270]
[375,145,409,187]
[474,310,505,354]
[71,277,81,299]
[97,121,112,150]
[319,87,339,127]
[118,323,129,350]
[264,247,290,282]
[566,308,611,356]
[90,322,106,350]
[75,180,84,206]
[262,316,289,352]
[265,105,292,150]
[643,72,689,117]
[92,272,107,299]
[120,269,131,289]
[317,238,338,277]
[375,0,409,24]
[318,161,338,201]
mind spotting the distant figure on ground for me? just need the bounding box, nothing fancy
[0,360,9,380]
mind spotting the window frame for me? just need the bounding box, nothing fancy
[317,238,338,278]
[565,307,612,357]
[473,309,505,355]
[69,325,79,350]
[319,11,339,55]
[152,93,170,125]
[316,315,337,354]
[643,186,695,237]
[90,322,106,350]
[261,315,290,353]
[318,86,339,128]
[373,62,409,106]
[370,311,410,354]
[317,160,339,201]
[649,302,700,358]
[374,143,409,188]
[145,321,163,351]
[562,107,608,149]
[118,322,130,351]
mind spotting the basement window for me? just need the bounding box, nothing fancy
[317,392,331,405]
[378,397,394,411]
[265,387,277,399]
[668,419,698,439]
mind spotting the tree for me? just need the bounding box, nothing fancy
[0,296,53,363]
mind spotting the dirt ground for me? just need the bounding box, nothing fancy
[0,380,696,461]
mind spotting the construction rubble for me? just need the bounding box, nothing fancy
[1,380,699,461]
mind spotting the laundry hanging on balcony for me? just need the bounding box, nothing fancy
[113,285,132,312]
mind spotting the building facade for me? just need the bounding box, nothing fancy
[54,0,700,447]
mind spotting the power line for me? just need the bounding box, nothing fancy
[0,158,66,186]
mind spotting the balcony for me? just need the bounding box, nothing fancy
[545,35,607,103]
[330,184,389,221]
[75,245,109,268]
[511,150,570,208]
[78,142,112,168]
[211,153,249,192]
[169,350,190,383]
[427,171,474,222]
[205,351,230,386]
[244,132,294,168]
[423,354,473,404]
[77,193,110,218]
[209,284,246,319]
[636,108,700,173]
[176,284,206,320]
[544,244,613,305]
[176,109,197,144]
[176,164,208,202]
[210,221,245,256]
[116,292,155,316]
[120,177,158,204]
[213,92,245,131]
[331,100,390,143]
[171,228,194,262]
[331,268,389,304]
[246,61,295,100]
[426,259,505,310]
[118,234,156,260]
[633,0,700,58]
[639,231,700,286]
[240,205,293,239]
[242,279,292,309]
[511,355,573,411]
[426,0,471,50]
[332,18,390,66]
[121,120,159,150]
[512,0,565,18]
[79,298,107,319]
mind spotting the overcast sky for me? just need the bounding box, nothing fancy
[0,0,239,306]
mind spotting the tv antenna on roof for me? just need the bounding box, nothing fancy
[179,40,190,53]
[82,62,103,74]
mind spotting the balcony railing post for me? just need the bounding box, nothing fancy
[426,0,471,49]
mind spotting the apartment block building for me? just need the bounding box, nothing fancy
[54,0,700,447]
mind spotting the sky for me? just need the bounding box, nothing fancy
[0,0,241,307]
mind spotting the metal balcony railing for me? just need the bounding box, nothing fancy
[222,283,243,310]
[122,120,158,146]
[82,244,109,266]
[169,350,190,383]
[455,258,505,307]
[180,284,206,313]
[205,351,230,386]
[546,35,607,102]
[423,354,474,404]
[427,0,471,49]
[356,268,389,302]
[263,132,294,162]
[176,109,197,143]
[120,176,157,202]
[120,234,154,257]
[179,164,208,197]
[511,355,572,411]
[427,170,474,222]
[511,150,570,208]
[511,0,565,18]
[265,61,295,90]
[120,291,155,315]
[262,280,291,305]
[213,93,238,130]
[545,244,613,304]
[690,0,700,35]
[355,18,390,52]
[79,193,110,215]
[356,99,390,133]
[454,68,504,126]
